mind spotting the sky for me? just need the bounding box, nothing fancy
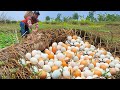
[0,11,120,21]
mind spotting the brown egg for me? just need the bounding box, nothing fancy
[64,57,70,62]
[76,44,81,48]
[106,60,111,64]
[102,50,107,55]
[92,60,97,67]
[71,48,77,53]
[73,70,81,77]
[79,65,84,71]
[39,70,47,79]
[80,60,88,66]
[66,52,73,59]
[100,64,107,70]
[51,65,58,72]
[52,46,57,54]
[45,49,51,55]
[94,70,102,76]
[85,44,91,48]
[39,57,44,61]
[72,35,77,40]
[110,68,116,75]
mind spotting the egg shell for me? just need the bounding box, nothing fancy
[25,53,31,60]
[73,66,79,71]
[38,60,44,67]
[58,42,63,45]
[86,76,93,79]
[115,64,120,68]
[67,36,72,41]
[54,61,62,67]
[32,50,38,57]
[96,63,100,67]
[75,77,82,79]
[30,57,38,64]
[37,50,41,55]
[43,65,51,72]
[73,56,79,61]
[83,67,89,71]
[34,54,41,60]
[84,70,93,77]
[52,70,61,79]
[63,71,70,77]
[71,39,76,43]
[61,47,66,52]
[109,62,115,68]
[48,62,54,67]
[88,64,94,69]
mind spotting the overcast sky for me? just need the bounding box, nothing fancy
[0,11,120,21]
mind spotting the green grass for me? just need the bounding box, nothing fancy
[0,22,120,49]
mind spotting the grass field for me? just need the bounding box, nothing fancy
[0,22,120,49]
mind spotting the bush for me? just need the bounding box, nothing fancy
[68,19,79,25]
[79,19,93,25]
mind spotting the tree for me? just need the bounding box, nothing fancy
[55,13,62,22]
[45,16,50,21]
[86,11,96,22]
[72,12,79,20]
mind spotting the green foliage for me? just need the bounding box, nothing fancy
[72,12,79,20]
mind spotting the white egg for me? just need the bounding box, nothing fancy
[83,67,89,71]
[84,70,93,77]
[58,42,63,45]
[57,45,62,50]
[104,63,109,68]
[106,54,111,59]
[86,76,93,79]
[38,60,44,67]
[106,68,110,72]
[96,63,100,67]
[87,51,92,55]
[85,48,90,52]
[43,65,51,72]
[49,47,52,51]
[73,66,79,71]
[32,50,38,56]
[41,53,48,60]
[61,47,66,52]
[115,67,119,71]
[80,41,84,45]
[80,45,85,50]
[45,61,49,65]
[95,53,100,57]
[63,66,69,71]
[75,77,82,79]
[107,52,112,55]
[115,64,120,68]
[109,62,115,67]
[52,42,57,47]
[56,53,65,60]
[80,55,84,59]
[54,61,62,67]
[70,61,76,67]
[113,59,119,64]
[100,54,105,59]
[32,66,38,73]
[56,50,61,54]
[73,56,79,61]
[63,71,70,77]
[20,59,26,65]
[37,50,41,55]
[76,39,81,43]
[71,39,76,43]
[25,53,31,60]
[67,36,72,41]
[52,70,61,79]
[30,57,38,64]
[48,62,54,67]
[88,64,94,69]
[110,56,114,61]
[34,54,41,60]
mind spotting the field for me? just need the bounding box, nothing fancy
[0,22,120,49]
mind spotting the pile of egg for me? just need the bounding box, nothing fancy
[19,35,120,79]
